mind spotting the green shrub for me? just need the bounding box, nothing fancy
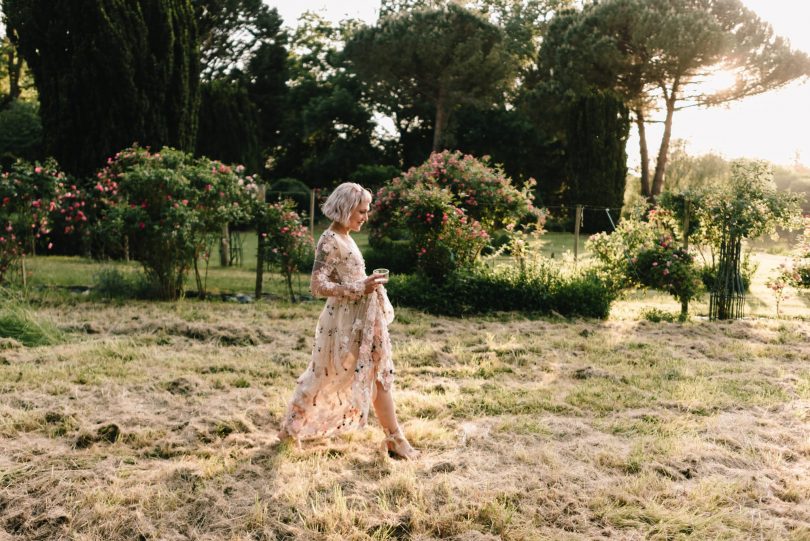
[96,146,257,299]
[387,263,614,318]
[642,308,678,323]
[92,267,136,299]
[368,151,540,281]
[255,199,313,301]
[267,178,310,216]
[633,236,703,305]
[0,100,43,165]
[0,158,86,283]
[363,238,417,274]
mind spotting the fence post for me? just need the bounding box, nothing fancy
[574,205,583,263]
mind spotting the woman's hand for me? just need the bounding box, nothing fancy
[362,273,387,294]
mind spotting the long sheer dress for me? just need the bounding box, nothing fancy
[279,229,395,441]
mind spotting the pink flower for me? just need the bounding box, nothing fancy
[139,222,146,230]
[663,269,669,275]
[652,262,658,267]
[47,242,53,250]
[34,166,42,174]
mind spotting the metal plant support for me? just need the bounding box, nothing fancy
[709,230,745,320]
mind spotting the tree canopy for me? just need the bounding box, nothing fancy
[537,0,810,198]
[4,0,200,177]
[345,4,516,152]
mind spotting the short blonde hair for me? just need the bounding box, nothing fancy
[321,182,372,226]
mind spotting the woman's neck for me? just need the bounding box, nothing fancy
[329,222,350,236]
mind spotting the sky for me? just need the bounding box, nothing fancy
[265,0,810,168]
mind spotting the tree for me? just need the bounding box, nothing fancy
[664,140,730,191]
[195,79,261,173]
[537,0,810,198]
[4,0,200,177]
[271,15,388,188]
[194,0,283,82]
[564,91,630,233]
[345,4,516,152]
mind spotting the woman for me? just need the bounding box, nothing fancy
[278,182,418,460]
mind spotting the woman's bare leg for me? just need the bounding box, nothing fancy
[373,381,418,459]
[373,380,399,434]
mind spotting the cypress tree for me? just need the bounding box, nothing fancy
[196,79,261,172]
[3,0,200,177]
[565,92,629,233]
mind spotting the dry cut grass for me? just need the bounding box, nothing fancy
[1,298,809,540]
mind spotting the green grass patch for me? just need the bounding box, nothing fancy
[0,296,63,346]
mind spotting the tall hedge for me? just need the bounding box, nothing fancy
[4,0,200,177]
[565,91,629,233]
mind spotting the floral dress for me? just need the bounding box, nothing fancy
[279,230,395,441]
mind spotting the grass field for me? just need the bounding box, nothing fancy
[1,234,809,540]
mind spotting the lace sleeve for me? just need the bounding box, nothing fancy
[310,234,365,299]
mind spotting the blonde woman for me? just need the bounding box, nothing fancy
[278,182,418,459]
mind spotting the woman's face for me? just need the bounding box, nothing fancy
[346,199,371,232]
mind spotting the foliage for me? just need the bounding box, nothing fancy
[254,199,312,302]
[586,212,662,293]
[4,0,200,176]
[632,236,703,306]
[0,158,85,284]
[194,0,285,82]
[784,215,810,289]
[588,207,702,317]
[387,260,614,318]
[92,267,137,300]
[266,178,310,216]
[271,14,385,188]
[664,140,731,192]
[697,161,804,246]
[196,79,262,173]
[536,0,810,197]
[369,151,538,280]
[564,91,629,232]
[641,308,678,323]
[0,99,42,165]
[95,146,256,300]
[696,160,803,319]
[345,3,516,151]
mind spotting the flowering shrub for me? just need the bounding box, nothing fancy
[95,146,257,299]
[255,199,313,301]
[789,215,810,288]
[0,159,86,284]
[369,151,537,280]
[394,184,488,280]
[587,211,663,292]
[633,236,703,306]
[765,264,800,317]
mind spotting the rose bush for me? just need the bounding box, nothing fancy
[0,158,86,284]
[633,235,703,307]
[255,199,312,301]
[95,146,257,299]
[368,151,537,280]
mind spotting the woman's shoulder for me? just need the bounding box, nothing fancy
[317,229,347,254]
